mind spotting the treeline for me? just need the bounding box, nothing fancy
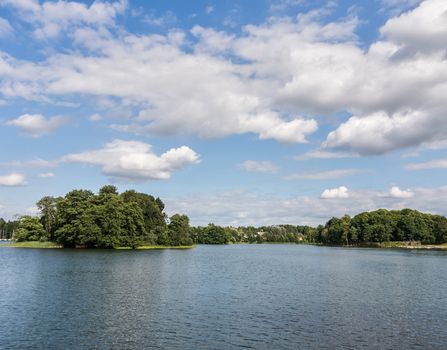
[9,193,447,247]
[191,209,447,246]
[0,218,19,239]
[313,209,447,245]
[191,224,312,244]
[13,186,193,248]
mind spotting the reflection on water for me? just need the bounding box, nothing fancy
[0,245,446,349]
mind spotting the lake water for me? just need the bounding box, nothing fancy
[0,245,446,349]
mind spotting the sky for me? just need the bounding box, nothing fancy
[0,0,446,226]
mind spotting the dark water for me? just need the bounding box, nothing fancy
[0,245,446,349]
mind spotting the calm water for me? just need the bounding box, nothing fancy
[0,245,446,349]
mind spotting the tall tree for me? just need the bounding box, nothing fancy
[37,196,59,240]
[168,214,193,246]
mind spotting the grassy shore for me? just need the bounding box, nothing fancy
[2,242,195,249]
[349,241,447,250]
[3,241,63,248]
[378,241,447,250]
[116,245,195,250]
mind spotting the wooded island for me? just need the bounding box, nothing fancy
[1,186,447,248]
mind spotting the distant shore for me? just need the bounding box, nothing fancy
[311,241,447,251]
[363,241,447,250]
[1,241,195,250]
[2,240,447,251]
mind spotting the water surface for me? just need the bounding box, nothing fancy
[0,245,446,349]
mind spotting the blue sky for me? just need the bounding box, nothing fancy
[0,0,446,226]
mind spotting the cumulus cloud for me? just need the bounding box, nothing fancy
[405,158,447,170]
[239,160,278,174]
[0,173,27,186]
[6,114,70,137]
[388,186,414,198]
[0,0,446,151]
[62,139,200,182]
[381,0,447,53]
[323,110,446,155]
[191,25,235,54]
[1,0,127,39]
[285,169,364,180]
[321,186,349,199]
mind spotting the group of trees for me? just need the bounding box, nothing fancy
[314,209,447,245]
[0,218,19,240]
[191,224,313,244]
[191,209,447,246]
[13,186,193,248]
[9,195,447,247]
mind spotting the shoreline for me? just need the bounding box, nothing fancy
[2,241,446,251]
[1,241,195,250]
[310,242,447,251]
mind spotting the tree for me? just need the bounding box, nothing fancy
[37,196,59,240]
[199,224,231,244]
[168,214,193,246]
[433,215,447,244]
[99,185,118,196]
[54,189,95,247]
[121,190,167,244]
[13,216,47,242]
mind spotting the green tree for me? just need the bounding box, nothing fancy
[121,190,167,244]
[168,214,193,246]
[37,196,59,240]
[14,216,47,242]
[54,189,95,247]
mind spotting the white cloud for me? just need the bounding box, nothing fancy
[388,186,414,198]
[324,110,446,155]
[380,0,422,14]
[89,113,102,122]
[295,149,358,160]
[381,0,447,53]
[0,173,27,186]
[166,186,447,226]
[239,160,278,174]
[6,114,70,137]
[285,169,364,180]
[1,0,127,39]
[205,5,214,14]
[0,0,446,152]
[321,186,349,199]
[406,158,447,170]
[0,158,57,168]
[269,0,305,12]
[62,139,200,182]
[39,172,55,178]
[143,11,177,27]
[0,17,13,37]
[191,25,235,54]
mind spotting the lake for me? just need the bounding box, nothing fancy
[0,244,446,349]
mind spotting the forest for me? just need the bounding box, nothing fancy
[2,186,447,248]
